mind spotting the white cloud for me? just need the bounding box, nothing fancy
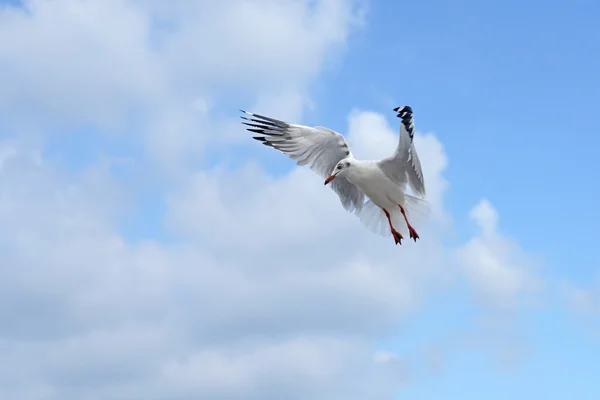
[0,0,364,166]
[0,112,455,399]
[0,0,547,399]
[561,275,600,317]
[559,278,600,340]
[457,199,542,310]
[0,0,164,128]
[159,337,367,399]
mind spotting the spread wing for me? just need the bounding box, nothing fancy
[241,110,365,212]
[377,105,426,198]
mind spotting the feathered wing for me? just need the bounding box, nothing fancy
[241,110,365,212]
[377,106,426,198]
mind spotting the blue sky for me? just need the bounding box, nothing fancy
[321,0,600,257]
[358,1,600,397]
[1,0,599,399]
[371,1,599,397]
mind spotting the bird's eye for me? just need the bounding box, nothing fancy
[337,165,342,169]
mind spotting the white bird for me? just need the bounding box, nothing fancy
[241,106,430,245]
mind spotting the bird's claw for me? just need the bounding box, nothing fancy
[392,230,403,245]
[408,227,420,242]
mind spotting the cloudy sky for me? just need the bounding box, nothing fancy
[1,0,599,399]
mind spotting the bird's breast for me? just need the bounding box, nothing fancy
[348,165,401,207]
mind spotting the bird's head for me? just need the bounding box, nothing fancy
[324,159,352,185]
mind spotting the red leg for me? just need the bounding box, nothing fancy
[383,208,403,245]
[398,204,420,242]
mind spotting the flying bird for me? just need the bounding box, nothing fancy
[240,106,429,245]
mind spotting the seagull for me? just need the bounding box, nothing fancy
[240,106,429,245]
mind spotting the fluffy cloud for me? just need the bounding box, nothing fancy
[0,0,544,399]
[559,278,600,340]
[561,276,600,317]
[457,199,542,310]
[0,111,540,399]
[0,127,445,399]
[0,0,364,167]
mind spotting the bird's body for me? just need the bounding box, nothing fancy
[241,106,429,245]
[343,159,406,212]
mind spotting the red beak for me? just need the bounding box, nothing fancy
[324,175,336,185]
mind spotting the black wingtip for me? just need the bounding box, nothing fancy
[394,106,415,141]
[393,105,413,114]
[251,136,274,147]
